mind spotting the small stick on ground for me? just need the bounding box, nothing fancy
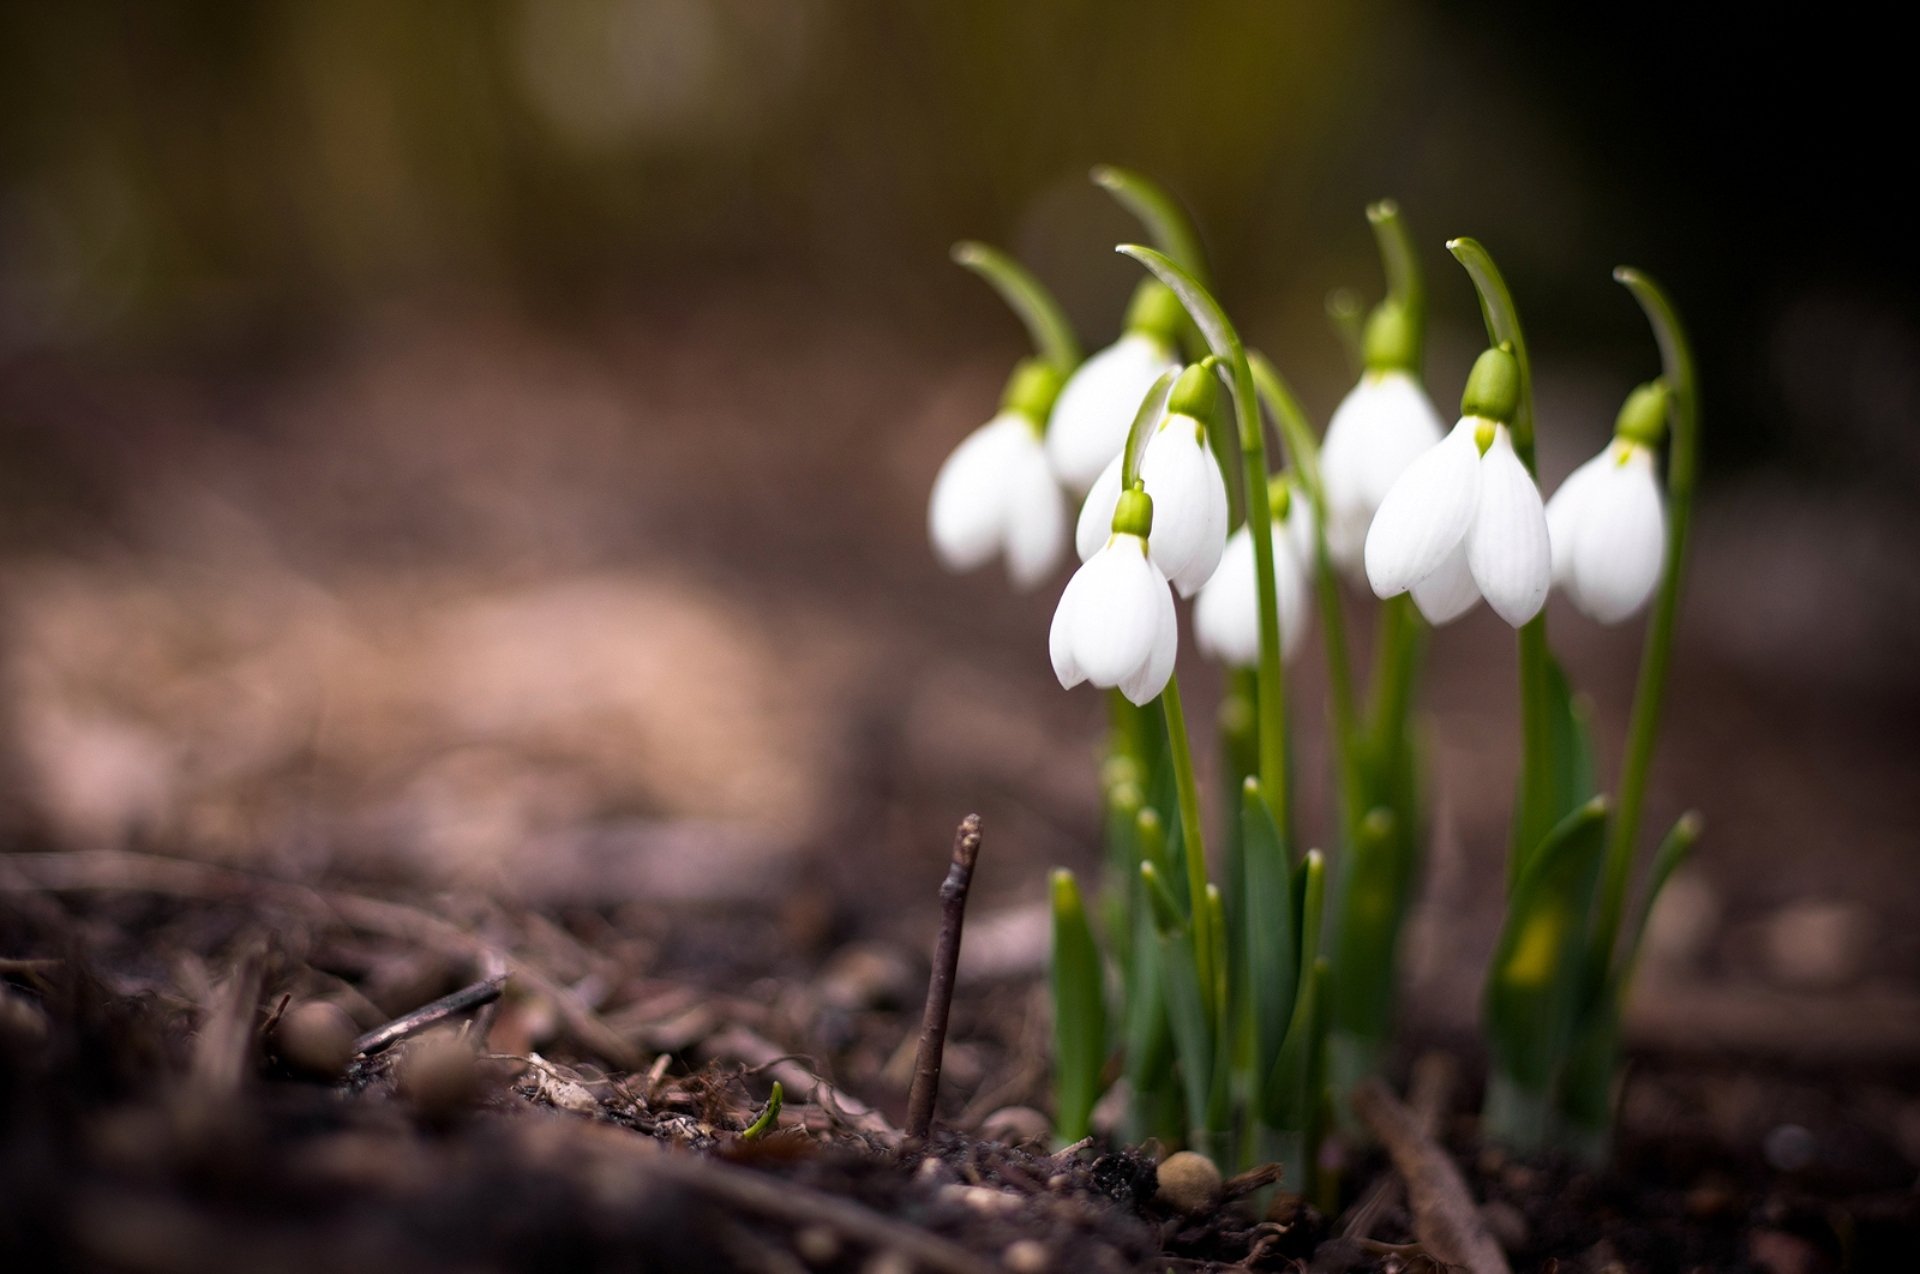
[1341,1050,1458,1239]
[905,814,981,1142]
[354,973,509,1058]
[1352,1076,1510,1274]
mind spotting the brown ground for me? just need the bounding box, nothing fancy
[4,291,1919,1270]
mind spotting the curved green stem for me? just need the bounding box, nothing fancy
[951,241,1082,376]
[1368,200,1425,367]
[1249,352,1360,828]
[1592,269,1701,968]
[1161,673,1215,1011]
[1447,237,1536,468]
[1448,237,1553,878]
[1093,167,1209,284]
[1121,245,1286,835]
[1120,368,1181,490]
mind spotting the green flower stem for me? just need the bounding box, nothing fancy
[1367,200,1425,365]
[1121,246,1288,837]
[1160,673,1216,1013]
[1592,270,1701,969]
[1092,167,1209,284]
[1325,288,1366,376]
[950,241,1082,377]
[1248,352,1361,834]
[1448,238,1553,879]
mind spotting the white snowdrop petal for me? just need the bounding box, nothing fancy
[1137,417,1222,594]
[1284,500,1319,571]
[1075,453,1125,562]
[1119,565,1179,705]
[1003,436,1068,590]
[1273,525,1313,659]
[1355,371,1449,512]
[928,415,1021,572]
[1069,537,1162,685]
[1049,561,1089,689]
[1410,539,1480,625]
[1180,434,1231,597]
[1569,448,1667,624]
[1544,450,1611,587]
[1465,426,1552,627]
[1364,418,1483,598]
[1194,525,1259,667]
[1045,335,1178,492]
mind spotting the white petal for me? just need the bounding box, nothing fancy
[1319,371,1445,575]
[1364,417,1483,598]
[1410,539,1480,625]
[1044,335,1178,492]
[1465,425,1551,627]
[1075,453,1124,562]
[1544,449,1612,590]
[1002,434,1069,590]
[1567,445,1666,624]
[1273,525,1313,660]
[1284,495,1319,569]
[1049,559,1089,689]
[1118,563,1178,705]
[1139,416,1228,596]
[1067,535,1162,686]
[928,414,1022,573]
[1194,525,1259,667]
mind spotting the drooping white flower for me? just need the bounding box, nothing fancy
[1194,487,1317,666]
[1363,347,1551,628]
[1050,493,1178,705]
[1318,369,1445,575]
[1045,283,1184,492]
[928,410,1067,590]
[1547,439,1667,625]
[1074,364,1230,597]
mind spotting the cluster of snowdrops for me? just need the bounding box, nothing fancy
[926,169,1701,1183]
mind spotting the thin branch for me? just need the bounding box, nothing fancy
[906,814,981,1141]
[1351,1077,1510,1274]
[353,973,508,1058]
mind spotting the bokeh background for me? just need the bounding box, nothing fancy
[3,0,1916,1131]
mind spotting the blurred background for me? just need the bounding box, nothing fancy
[1,0,1916,1094]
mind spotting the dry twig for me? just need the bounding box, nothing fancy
[1351,1076,1510,1274]
[353,972,509,1057]
[905,814,981,1141]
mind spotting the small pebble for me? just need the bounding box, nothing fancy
[794,1225,839,1264]
[1763,1123,1817,1172]
[1002,1239,1049,1273]
[943,1184,1021,1215]
[273,1000,357,1078]
[398,1027,478,1116]
[977,1105,1050,1146]
[1155,1151,1222,1214]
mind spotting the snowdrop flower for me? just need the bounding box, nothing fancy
[928,360,1069,590]
[1074,364,1230,597]
[1194,478,1317,667]
[1546,381,1670,624]
[1364,345,1551,627]
[1045,282,1183,492]
[1051,486,1178,706]
[1317,304,1446,575]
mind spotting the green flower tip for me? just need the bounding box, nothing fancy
[1002,358,1065,422]
[1360,807,1395,841]
[1461,344,1522,425]
[1050,868,1084,915]
[1124,279,1185,347]
[1140,861,1184,933]
[1675,810,1705,841]
[1111,485,1154,539]
[1366,198,1400,225]
[1241,774,1261,799]
[1266,473,1293,522]
[1168,362,1220,421]
[1613,380,1670,449]
[1362,300,1417,373]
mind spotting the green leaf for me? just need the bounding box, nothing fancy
[1513,654,1599,885]
[1325,288,1365,376]
[1610,811,1704,1001]
[1264,954,1328,1132]
[1091,166,1209,283]
[1484,799,1610,1097]
[1121,897,1175,1137]
[1240,778,1298,1085]
[1140,860,1184,937]
[741,1080,783,1140]
[951,241,1081,375]
[1153,897,1214,1147]
[1050,870,1108,1143]
[1117,246,1242,371]
[1329,807,1403,1045]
